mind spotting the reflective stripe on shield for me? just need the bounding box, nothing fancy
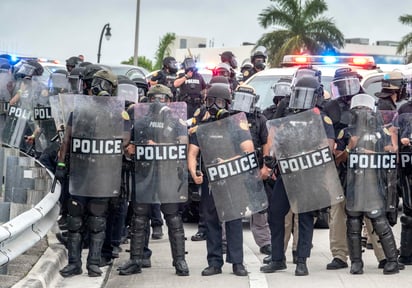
[196,112,268,222]
[267,109,344,213]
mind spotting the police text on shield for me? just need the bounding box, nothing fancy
[278,147,333,174]
[207,152,258,182]
[135,144,187,161]
[72,137,123,155]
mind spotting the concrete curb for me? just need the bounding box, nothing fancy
[12,233,67,288]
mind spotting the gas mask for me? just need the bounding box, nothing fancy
[206,96,227,117]
[91,77,115,96]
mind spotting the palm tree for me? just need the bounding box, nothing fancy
[121,56,153,71]
[256,0,345,67]
[153,32,176,70]
[397,14,412,63]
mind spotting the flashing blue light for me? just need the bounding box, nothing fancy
[10,55,18,63]
[323,56,337,64]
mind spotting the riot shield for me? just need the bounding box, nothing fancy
[396,112,412,210]
[118,83,139,104]
[0,72,12,140]
[196,112,268,222]
[1,78,35,151]
[133,101,188,203]
[346,108,393,212]
[69,94,125,197]
[267,109,344,213]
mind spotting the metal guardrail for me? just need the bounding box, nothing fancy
[0,156,61,267]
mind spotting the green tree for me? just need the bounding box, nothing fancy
[122,56,153,71]
[256,0,345,67]
[396,14,412,63]
[153,32,176,71]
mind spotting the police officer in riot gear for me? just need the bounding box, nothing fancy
[118,84,189,277]
[262,78,292,120]
[56,69,127,278]
[394,76,412,265]
[261,74,335,276]
[66,56,83,73]
[242,46,267,82]
[231,84,272,257]
[219,51,239,91]
[376,71,408,110]
[174,57,207,118]
[188,83,249,277]
[150,56,179,99]
[336,94,402,275]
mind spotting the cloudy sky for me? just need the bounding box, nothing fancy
[0,0,410,65]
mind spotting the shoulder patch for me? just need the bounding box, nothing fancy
[152,71,159,77]
[323,115,332,125]
[337,129,344,140]
[121,110,130,121]
[243,70,249,77]
[383,127,391,136]
[240,119,249,130]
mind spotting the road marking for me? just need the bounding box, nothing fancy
[243,243,269,288]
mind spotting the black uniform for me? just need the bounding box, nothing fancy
[150,69,177,100]
[176,71,206,118]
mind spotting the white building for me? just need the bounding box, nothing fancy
[171,35,406,68]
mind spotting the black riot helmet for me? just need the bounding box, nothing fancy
[68,66,85,94]
[205,83,232,118]
[330,67,362,99]
[220,51,238,69]
[162,56,178,74]
[132,75,149,100]
[376,71,408,102]
[289,75,324,110]
[291,67,321,87]
[91,69,118,96]
[14,60,44,79]
[66,56,83,72]
[251,46,267,70]
[182,57,197,73]
[118,76,139,104]
[83,64,103,93]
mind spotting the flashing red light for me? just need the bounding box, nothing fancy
[351,57,368,66]
[294,56,308,63]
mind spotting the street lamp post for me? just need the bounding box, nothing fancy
[97,23,112,63]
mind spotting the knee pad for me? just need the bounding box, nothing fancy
[87,216,106,233]
[347,216,362,234]
[365,209,384,219]
[132,203,150,217]
[371,216,391,236]
[67,215,83,232]
[88,198,109,217]
[165,214,183,229]
[67,199,84,217]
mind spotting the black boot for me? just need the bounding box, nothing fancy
[372,216,400,275]
[166,214,189,276]
[59,232,83,277]
[399,215,412,265]
[295,257,308,276]
[118,215,148,275]
[347,216,364,275]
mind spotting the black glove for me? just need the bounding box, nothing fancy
[387,210,398,227]
[54,164,67,183]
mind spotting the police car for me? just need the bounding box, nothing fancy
[244,54,382,111]
[38,59,67,85]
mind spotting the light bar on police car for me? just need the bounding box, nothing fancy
[282,55,375,68]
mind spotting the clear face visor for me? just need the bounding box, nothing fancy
[291,70,319,86]
[168,60,178,72]
[330,77,360,98]
[289,87,316,110]
[16,63,36,78]
[350,94,376,112]
[232,92,256,113]
[118,83,139,103]
[49,73,68,90]
[68,75,83,93]
[206,97,227,109]
[272,82,291,97]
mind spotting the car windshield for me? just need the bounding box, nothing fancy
[106,65,150,79]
